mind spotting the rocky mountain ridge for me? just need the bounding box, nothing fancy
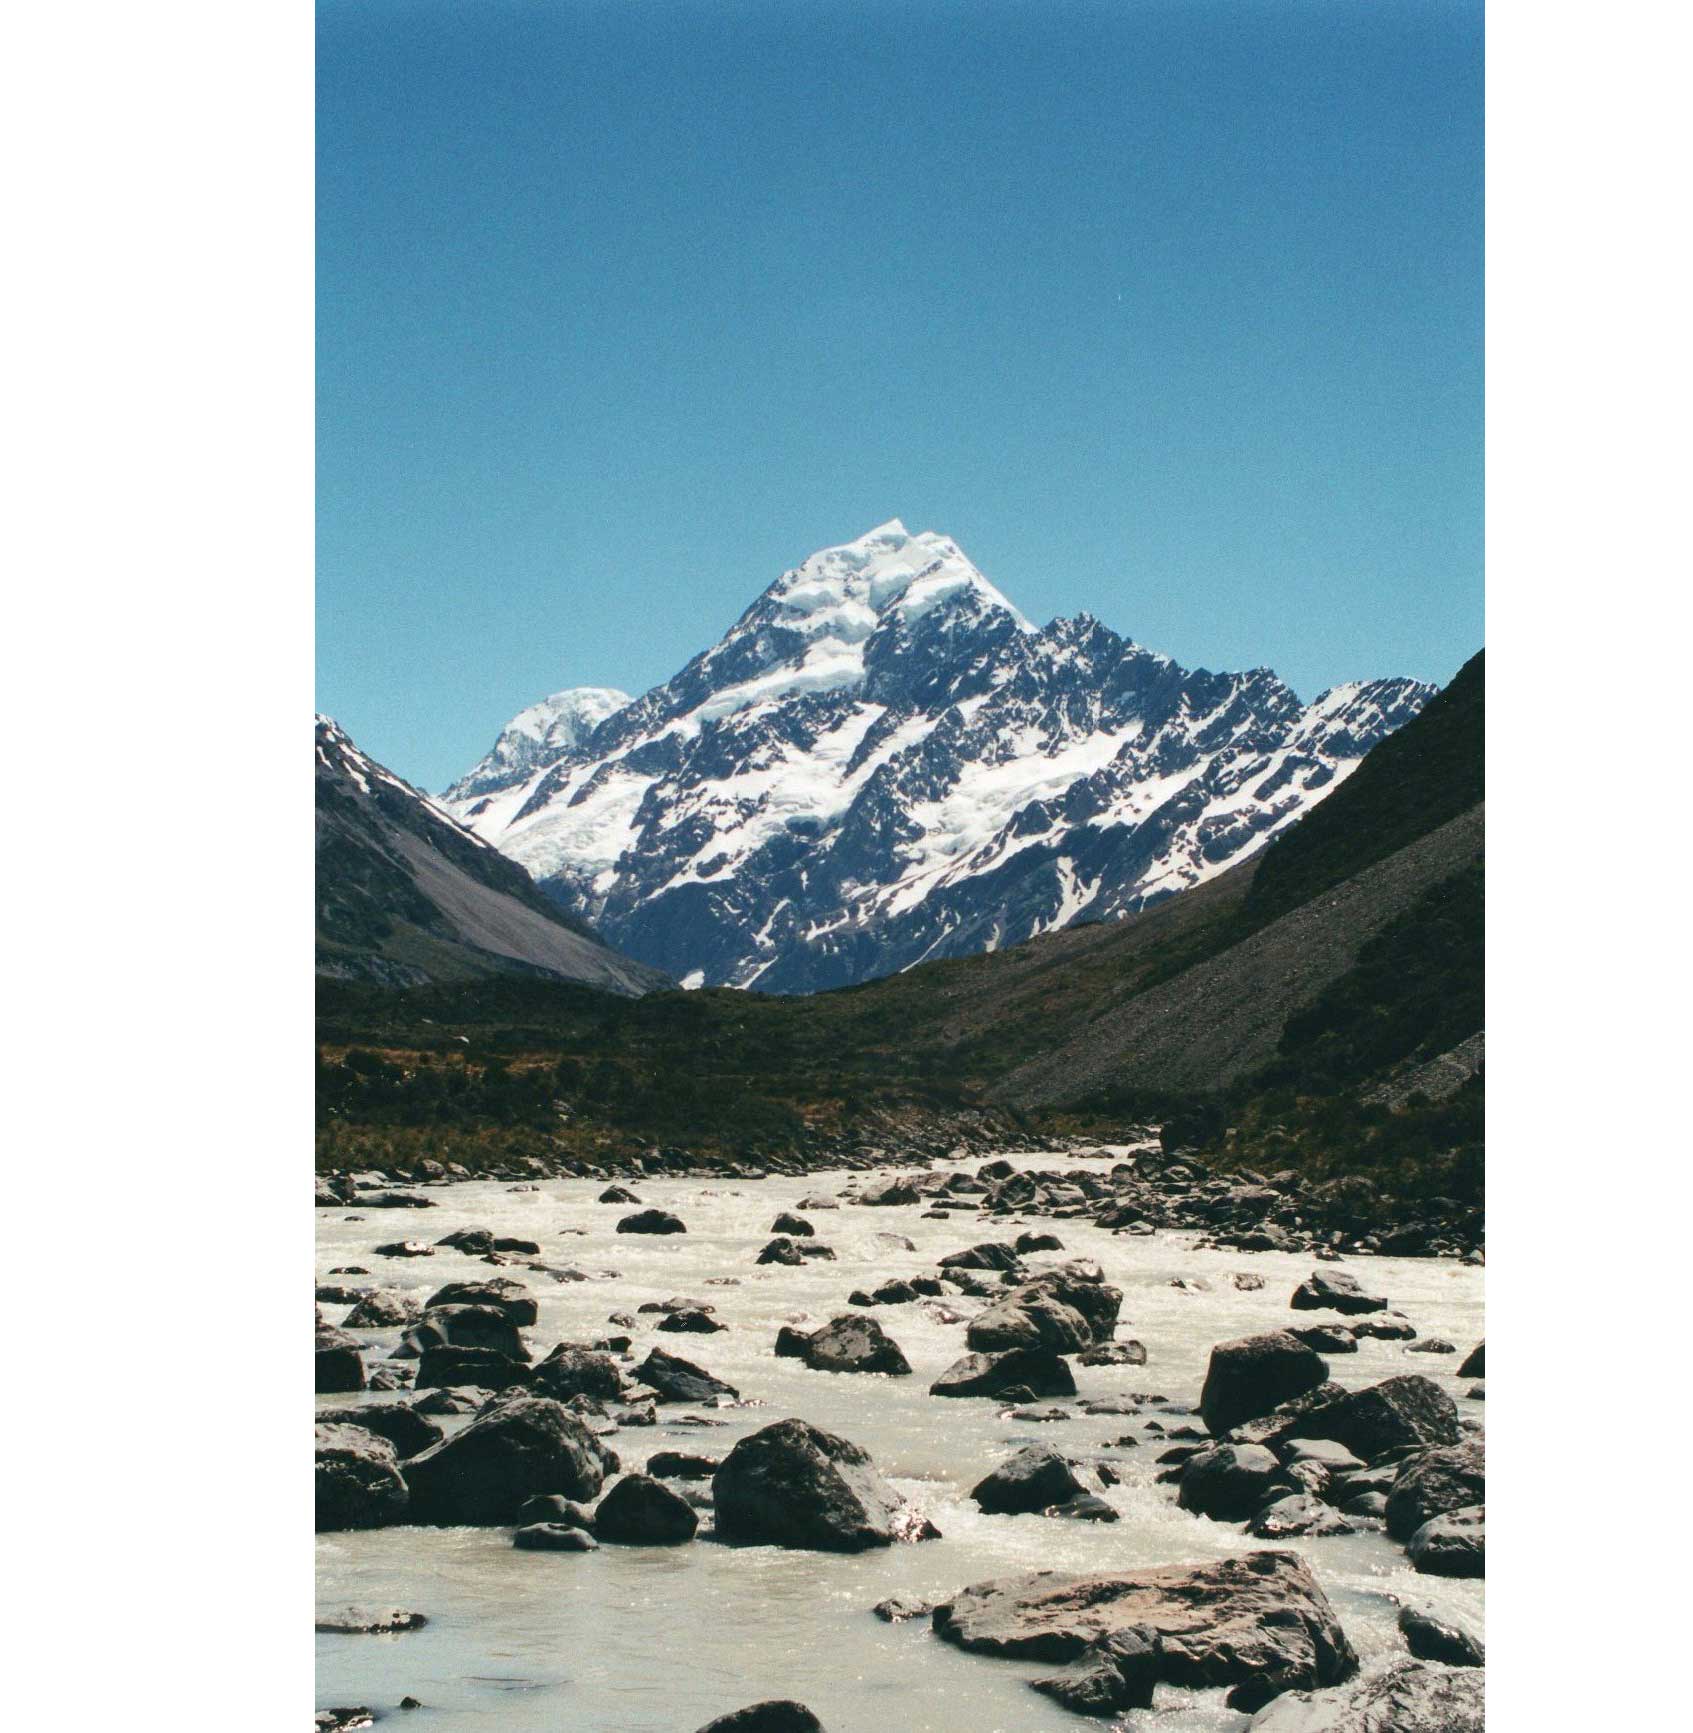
[444,521,1435,991]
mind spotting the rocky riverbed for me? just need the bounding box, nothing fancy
[315,1149,1483,1731]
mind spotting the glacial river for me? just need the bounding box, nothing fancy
[316,1154,1484,1731]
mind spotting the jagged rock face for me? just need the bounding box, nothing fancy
[443,521,1434,991]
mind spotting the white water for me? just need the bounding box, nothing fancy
[316,1156,1484,1731]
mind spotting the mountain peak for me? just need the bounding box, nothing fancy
[762,521,1032,638]
[440,528,1436,992]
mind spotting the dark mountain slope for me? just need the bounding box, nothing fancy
[316,718,671,995]
[994,803,1483,1106]
[317,650,1481,1191]
[1244,649,1483,924]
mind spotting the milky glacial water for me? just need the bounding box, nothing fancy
[316,1155,1484,1731]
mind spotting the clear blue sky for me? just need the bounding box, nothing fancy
[318,0,1482,793]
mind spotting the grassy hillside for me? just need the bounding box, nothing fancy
[319,653,1483,1201]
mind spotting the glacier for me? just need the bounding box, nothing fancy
[441,521,1434,992]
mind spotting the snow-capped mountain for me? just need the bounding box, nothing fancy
[447,685,632,805]
[442,521,1435,993]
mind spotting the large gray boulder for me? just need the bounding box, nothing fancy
[593,1472,698,1545]
[1407,1505,1485,1577]
[1029,1629,1159,1717]
[1246,1659,1483,1730]
[415,1343,530,1391]
[634,1347,739,1405]
[712,1419,939,1553]
[801,1315,912,1376]
[966,1264,1123,1354]
[1398,1604,1484,1667]
[405,1303,529,1361]
[315,1402,442,1459]
[1199,1333,1329,1436]
[404,1395,613,1524]
[531,1345,627,1402]
[1386,1441,1485,1541]
[1290,1271,1388,1315]
[938,1240,1022,1272]
[315,1329,366,1395]
[315,1423,408,1532]
[965,1290,1092,1355]
[1266,1375,1461,1460]
[971,1445,1089,1515]
[1177,1443,1291,1523]
[341,1290,422,1329]
[930,1348,1076,1399]
[424,1278,538,1327]
[617,1209,687,1235]
[932,1551,1357,1694]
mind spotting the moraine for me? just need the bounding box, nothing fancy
[316,1154,1483,1731]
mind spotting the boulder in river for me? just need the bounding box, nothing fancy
[404,1395,613,1523]
[406,1303,529,1361]
[939,1241,1023,1272]
[932,1550,1357,1694]
[801,1315,912,1376]
[593,1472,699,1544]
[858,1178,921,1206]
[1458,1341,1485,1378]
[315,1402,442,1459]
[1199,1332,1330,1436]
[315,1423,408,1531]
[617,1209,687,1235]
[1397,1603,1484,1667]
[693,1704,823,1733]
[1029,1628,1159,1717]
[1176,1443,1291,1523]
[423,1278,538,1327]
[342,1290,422,1329]
[598,1184,641,1203]
[966,1289,1092,1355]
[1077,1340,1148,1367]
[532,1345,627,1402]
[646,1450,720,1481]
[1289,1271,1388,1315]
[1407,1504,1485,1577]
[513,1522,597,1551]
[713,1418,939,1552]
[1248,1494,1355,1539]
[657,1308,727,1335]
[756,1237,806,1266]
[971,1445,1089,1515]
[635,1347,740,1405]
[771,1212,815,1237]
[415,1343,530,1391]
[1245,1658,1483,1730]
[316,1330,366,1395]
[435,1226,496,1254]
[930,1347,1077,1400]
[1290,1326,1357,1355]
[1385,1440,1485,1541]
[1264,1375,1461,1460]
[515,1492,597,1527]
